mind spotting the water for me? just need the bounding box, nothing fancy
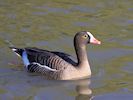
[0,0,133,100]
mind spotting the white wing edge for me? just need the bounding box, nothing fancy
[32,62,58,72]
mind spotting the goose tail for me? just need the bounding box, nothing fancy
[4,40,24,57]
[10,47,24,57]
[10,47,30,66]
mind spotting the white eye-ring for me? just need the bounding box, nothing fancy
[83,34,88,38]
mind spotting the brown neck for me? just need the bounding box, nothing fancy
[74,42,89,67]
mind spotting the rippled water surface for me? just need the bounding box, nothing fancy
[0,0,133,100]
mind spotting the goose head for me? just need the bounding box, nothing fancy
[74,31,101,46]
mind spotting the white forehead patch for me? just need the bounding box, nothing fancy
[87,32,95,41]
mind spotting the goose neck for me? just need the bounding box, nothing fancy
[74,44,89,67]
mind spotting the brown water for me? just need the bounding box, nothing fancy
[0,0,133,100]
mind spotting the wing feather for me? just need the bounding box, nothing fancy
[24,47,71,70]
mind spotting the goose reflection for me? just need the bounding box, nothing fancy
[75,78,93,100]
[26,77,93,100]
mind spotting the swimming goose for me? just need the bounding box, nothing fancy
[10,31,101,80]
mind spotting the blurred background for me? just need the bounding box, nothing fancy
[0,0,133,100]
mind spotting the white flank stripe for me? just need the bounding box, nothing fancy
[32,62,58,72]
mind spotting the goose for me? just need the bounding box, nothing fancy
[10,31,101,80]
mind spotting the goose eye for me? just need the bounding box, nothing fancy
[83,34,88,39]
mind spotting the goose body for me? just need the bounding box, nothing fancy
[10,31,101,80]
